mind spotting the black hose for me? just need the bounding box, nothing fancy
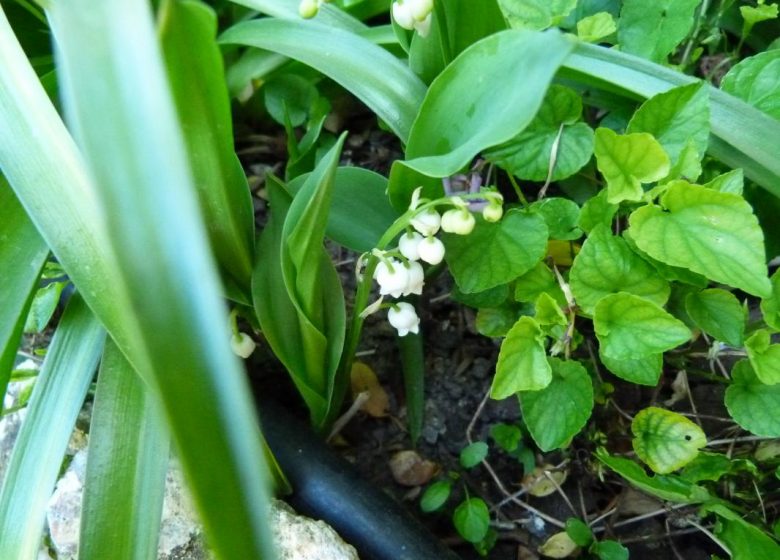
[258,399,463,560]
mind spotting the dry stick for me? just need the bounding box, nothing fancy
[327,391,370,442]
[618,526,702,545]
[467,389,567,529]
[542,469,578,518]
[753,479,768,524]
[681,370,704,430]
[708,434,777,447]
[577,481,589,521]
[666,518,686,560]
[687,519,730,556]
[591,503,691,533]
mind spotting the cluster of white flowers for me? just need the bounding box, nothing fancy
[392,0,434,37]
[368,188,504,337]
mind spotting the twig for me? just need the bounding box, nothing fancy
[687,519,730,555]
[753,479,767,524]
[543,469,578,517]
[327,392,370,442]
[708,435,777,447]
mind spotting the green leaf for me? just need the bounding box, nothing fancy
[519,358,594,451]
[0,182,48,401]
[627,82,709,166]
[593,128,670,203]
[498,0,577,30]
[160,0,255,292]
[484,85,594,182]
[490,423,523,453]
[705,503,780,560]
[398,330,425,446]
[632,407,707,474]
[684,288,745,346]
[453,283,510,308]
[460,441,489,468]
[534,293,568,327]
[592,539,629,560]
[263,73,318,127]
[443,210,548,293]
[476,306,520,338]
[492,317,552,398]
[617,0,701,62]
[629,182,771,297]
[288,167,399,253]
[664,140,702,183]
[761,268,780,330]
[570,225,670,314]
[420,480,452,513]
[220,17,426,142]
[745,329,780,385]
[530,197,583,240]
[740,3,779,39]
[679,452,733,483]
[79,339,169,560]
[578,189,618,233]
[0,295,104,559]
[704,168,744,195]
[514,261,566,305]
[721,50,780,121]
[599,350,663,386]
[622,229,708,288]
[23,281,63,334]
[565,517,594,547]
[453,497,490,543]
[577,12,616,42]
[404,29,575,177]
[596,449,711,503]
[594,292,691,360]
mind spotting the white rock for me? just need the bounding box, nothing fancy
[270,500,359,560]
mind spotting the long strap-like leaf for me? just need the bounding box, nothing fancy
[0,294,105,560]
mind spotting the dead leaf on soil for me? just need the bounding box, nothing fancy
[664,369,690,407]
[350,361,389,417]
[389,450,439,487]
[618,487,662,516]
[522,465,568,498]
[538,531,577,558]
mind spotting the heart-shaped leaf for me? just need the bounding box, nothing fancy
[629,182,771,297]
[617,0,700,62]
[599,351,663,386]
[725,360,780,437]
[453,498,490,543]
[492,317,551,397]
[721,50,780,120]
[745,329,780,385]
[685,288,745,347]
[632,407,707,474]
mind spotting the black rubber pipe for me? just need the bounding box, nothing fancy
[258,399,463,560]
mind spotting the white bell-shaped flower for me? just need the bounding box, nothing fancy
[391,1,415,29]
[440,207,475,235]
[407,0,434,21]
[398,232,424,261]
[417,236,445,265]
[482,203,503,222]
[403,261,425,296]
[230,332,256,359]
[388,302,420,336]
[374,258,410,298]
[410,208,441,236]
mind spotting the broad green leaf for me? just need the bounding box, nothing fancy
[519,358,593,451]
[740,3,779,39]
[452,283,510,308]
[404,29,575,177]
[80,340,169,560]
[594,293,691,360]
[576,12,616,42]
[220,17,426,142]
[485,85,594,182]
[23,281,63,334]
[288,167,399,253]
[443,210,548,293]
[263,73,318,127]
[0,295,104,560]
[617,0,701,62]
[627,82,709,165]
[599,350,663,386]
[514,261,566,305]
[386,159,444,213]
[679,452,733,483]
[704,168,744,195]
[0,182,48,400]
[578,189,617,233]
[593,128,670,203]
[632,407,706,474]
[565,517,593,547]
[629,182,771,297]
[534,293,567,327]
[761,268,780,330]
[420,480,452,512]
[453,498,490,543]
[498,0,577,30]
[621,229,708,288]
[492,317,551,398]
[721,50,780,121]
[726,360,780,437]
[530,197,582,240]
[745,329,780,385]
[596,449,710,503]
[460,442,489,468]
[685,288,745,346]
[663,140,702,183]
[476,306,520,338]
[591,540,629,560]
[570,225,670,314]
[705,503,780,560]
[160,0,255,293]
[490,423,523,453]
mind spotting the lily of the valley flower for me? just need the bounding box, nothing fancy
[404,261,425,295]
[410,208,441,236]
[388,302,420,336]
[417,236,445,265]
[482,191,504,223]
[392,0,434,37]
[399,231,424,261]
[230,332,256,359]
[440,207,476,235]
[374,258,410,298]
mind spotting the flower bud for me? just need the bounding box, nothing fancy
[391,1,415,30]
[407,0,434,21]
[230,332,256,359]
[399,232,424,261]
[417,236,445,265]
[410,208,441,236]
[440,208,475,235]
[374,258,410,298]
[482,203,503,222]
[388,302,420,336]
[403,261,425,296]
[298,0,320,18]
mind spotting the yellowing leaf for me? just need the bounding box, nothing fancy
[632,407,706,474]
[522,464,568,497]
[350,361,389,418]
[538,531,578,558]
